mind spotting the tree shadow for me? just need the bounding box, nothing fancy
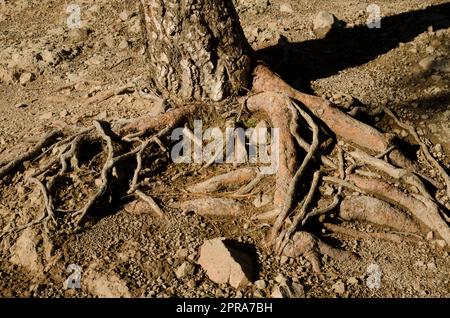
[257,2,450,92]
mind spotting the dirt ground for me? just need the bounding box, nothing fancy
[0,0,450,298]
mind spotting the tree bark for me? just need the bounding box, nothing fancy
[139,0,253,103]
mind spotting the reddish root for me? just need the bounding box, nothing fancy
[340,195,421,234]
[120,103,201,136]
[252,65,393,153]
[349,174,450,247]
[246,92,298,208]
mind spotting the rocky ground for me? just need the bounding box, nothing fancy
[0,0,450,298]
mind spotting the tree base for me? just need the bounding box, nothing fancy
[1,64,449,274]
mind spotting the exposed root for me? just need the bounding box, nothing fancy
[349,149,432,199]
[252,65,393,153]
[120,103,201,136]
[84,77,141,106]
[324,223,421,244]
[187,167,258,193]
[73,121,115,226]
[246,93,298,208]
[282,231,359,273]
[349,174,450,247]
[339,196,420,233]
[382,106,450,200]
[135,190,166,219]
[0,130,62,179]
[268,97,320,244]
[301,194,341,227]
[276,170,321,254]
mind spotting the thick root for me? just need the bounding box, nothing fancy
[246,93,298,208]
[340,195,421,234]
[349,174,450,247]
[120,103,201,136]
[187,168,258,193]
[253,65,393,153]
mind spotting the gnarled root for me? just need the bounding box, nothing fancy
[252,65,413,169]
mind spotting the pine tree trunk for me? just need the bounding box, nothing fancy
[139,0,253,103]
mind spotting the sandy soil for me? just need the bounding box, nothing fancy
[0,0,449,298]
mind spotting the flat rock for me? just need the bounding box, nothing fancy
[197,238,254,289]
[175,261,195,279]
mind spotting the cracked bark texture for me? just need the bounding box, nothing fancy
[139,0,253,103]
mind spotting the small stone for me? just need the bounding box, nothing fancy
[15,102,28,108]
[434,144,443,154]
[418,56,435,71]
[313,11,337,38]
[119,10,130,22]
[435,240,446,249]
[271,282,305,298]
[187,280,196,289]
[175,248,189,259]
[332,281,346,294]
[323,185,334,196]
[118,39,130,50]
[275,274,287,284]
[60,110,69,117]
[425,46,435,54]
[253,290,264,298]
[347,277,358,285]
[19,72,34,85]
[280,255,288,264]
[175,262,195,279]
[279,3,293,13]
[68,27,90,43]
[427,262,437,270]
[400,130,408,138]
[39,112,53,120]
[426,231,434,241]
[254,280,266,290]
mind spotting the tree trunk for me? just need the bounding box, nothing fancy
[139,0,253,103]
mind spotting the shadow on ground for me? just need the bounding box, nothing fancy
[257,2,450,92]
